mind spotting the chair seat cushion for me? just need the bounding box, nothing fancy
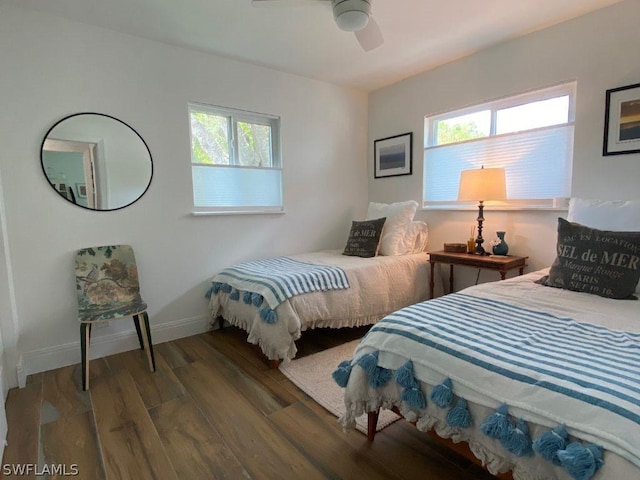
[78,300,148,322]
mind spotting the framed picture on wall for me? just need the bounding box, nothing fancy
[76,183,87,198]
[603,82,640,156]
[374,132,413,178]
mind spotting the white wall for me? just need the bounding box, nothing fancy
[368,0,640,289]
[0,5,368,386]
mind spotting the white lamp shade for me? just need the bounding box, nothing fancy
[333,0,371,32]
[458,167,507,201]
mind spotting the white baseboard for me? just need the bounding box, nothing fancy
[16,356,25,389]
[19,315,211,381]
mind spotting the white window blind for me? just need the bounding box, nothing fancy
[189,103,282,214]
[423,81,575,209]
[424,124,574,206]
[192,165,282,211]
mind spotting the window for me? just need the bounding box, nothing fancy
[189,103,282,213]
[423,81,576,209]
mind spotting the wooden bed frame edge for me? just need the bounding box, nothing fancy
[367,409,513,480]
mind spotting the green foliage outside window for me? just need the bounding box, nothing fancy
[237,122,271,167]
[190,112,229,165]
[436,120,485,145]
[190,112,272,167]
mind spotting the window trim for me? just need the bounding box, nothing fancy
[188,102,283,214]
[425,81,576,148]
[423,81,576,211]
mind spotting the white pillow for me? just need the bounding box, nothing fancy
[567,198,640,231]
[366,201,418,255]
[401,221,429,254]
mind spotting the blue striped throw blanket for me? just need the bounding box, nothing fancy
[353,293,640,469]
[207,257,349,323]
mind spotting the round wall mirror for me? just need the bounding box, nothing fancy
[41,113,153,211]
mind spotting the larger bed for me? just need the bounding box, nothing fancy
[337,269,640,479]
[336,199,640,480]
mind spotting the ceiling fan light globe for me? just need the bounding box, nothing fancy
[333,0,371,32]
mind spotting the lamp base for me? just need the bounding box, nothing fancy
[472,201,489,255]
[473,244,490,255]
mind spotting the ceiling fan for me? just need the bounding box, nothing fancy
[251,0,384,52]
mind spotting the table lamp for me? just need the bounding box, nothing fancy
[458,166,506,255]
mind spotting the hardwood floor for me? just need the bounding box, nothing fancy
[1,326,498,480]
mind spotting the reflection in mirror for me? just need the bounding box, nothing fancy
[41,113,152,211]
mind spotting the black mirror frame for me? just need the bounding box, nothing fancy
[40,112,153,212]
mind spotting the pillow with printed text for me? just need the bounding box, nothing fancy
[343,217,387,258]
[536,218,640,299]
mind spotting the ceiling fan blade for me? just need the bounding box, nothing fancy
[354,17,383,51]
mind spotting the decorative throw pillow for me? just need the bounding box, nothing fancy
[400,221,429,254]
[366,200,418,256]
[343,217,386,258]
[536,218,640,299]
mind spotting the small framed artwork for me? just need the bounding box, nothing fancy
[603,82,640,156]
[374,132,413,178]
[76,183,87,198]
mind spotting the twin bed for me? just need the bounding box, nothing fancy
[207,200,438,363]
[335,198,640,480]
[336,268,640,480]
[207,249,435,362]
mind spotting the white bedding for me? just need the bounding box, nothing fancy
[339,269,640,480]
[208,250,437,362]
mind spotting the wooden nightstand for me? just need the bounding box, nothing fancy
[428,251,528,299]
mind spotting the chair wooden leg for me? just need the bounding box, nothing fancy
[133,314,144,350]
[139,312,156,372]
[80,323,92,391]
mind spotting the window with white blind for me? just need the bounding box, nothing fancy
[189,103,282,213]
[423,81,576,209]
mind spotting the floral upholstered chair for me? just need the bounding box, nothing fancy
[75,244,156,390]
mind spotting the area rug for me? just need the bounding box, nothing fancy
[279,339,401,434]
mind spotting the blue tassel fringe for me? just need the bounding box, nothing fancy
[501,417,533,457]
[332,360,352,388]
[369,366,392,388]
[356,351,379,377]
[242,291,252,304]
[251,292,264,307]
[480,403,511,440]
[259,307,277,324]
[220,283,232,293]
[229,289,240,301]
[356,351,392,388]
[533,424,569,465]
[394,361,418,389]
[206,281,224,298]
[557,443,603,480]
[401,386,426,409]
[394,361,425,408]
[430,377,453,408]
[446,398,473,428]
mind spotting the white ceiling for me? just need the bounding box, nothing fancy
[5,0,622,92]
